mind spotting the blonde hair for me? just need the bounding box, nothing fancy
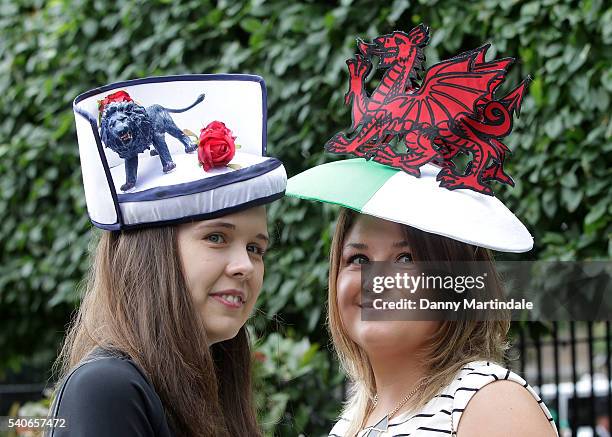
[328,209,510,435]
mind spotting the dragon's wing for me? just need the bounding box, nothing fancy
[471,45,515,105]
[394,45,512,127]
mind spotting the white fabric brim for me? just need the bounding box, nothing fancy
[119,156,286,226]
[361,166,533,253]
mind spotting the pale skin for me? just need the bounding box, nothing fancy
[337,214,557,436]
[177,206,268,344]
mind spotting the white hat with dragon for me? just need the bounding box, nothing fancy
[286,25,533,252]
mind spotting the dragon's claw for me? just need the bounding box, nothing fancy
[325,143,346,154]
[437,177,461,189]
[437,173,494,195]
[436,168,455,180]
[396,162,421,177]
[347,55,371,79]
[373,155,421,177]
[436,175,456,186]
[325,133,353,154]
[482,164,514,186]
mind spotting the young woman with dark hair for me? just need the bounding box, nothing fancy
[48,75,286,436]
[53,208,268,436]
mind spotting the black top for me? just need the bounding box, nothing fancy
[48,348,173,437]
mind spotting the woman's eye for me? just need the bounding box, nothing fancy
[396,253,413,263]
[247,244,265,256]
[205,233,225,244]
[348,254,370,265]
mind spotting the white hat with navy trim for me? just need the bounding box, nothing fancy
[73,74,287,230]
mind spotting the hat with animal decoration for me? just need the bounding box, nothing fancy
[73,74,287,230]
[286,25,533,252]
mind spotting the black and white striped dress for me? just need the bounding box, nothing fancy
[329,361,559,436]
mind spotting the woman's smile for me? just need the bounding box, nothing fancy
[209,289,246,308]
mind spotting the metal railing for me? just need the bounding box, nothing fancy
[509,321,612,436]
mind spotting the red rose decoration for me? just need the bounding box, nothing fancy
[198,121,237,171]
[98,90,133,114]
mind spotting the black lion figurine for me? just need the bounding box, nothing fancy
[100,93,205,191]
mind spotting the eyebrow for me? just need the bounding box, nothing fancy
[196,221,269,243]
[198,221,235,230]
[344,240,410,250]
[256,234,270,243]
[393,240,410,248]
[344,242,368,250]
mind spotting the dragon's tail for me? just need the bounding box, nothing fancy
[162,93,206,113]
[500,76,531,117]
[464,77,531,138]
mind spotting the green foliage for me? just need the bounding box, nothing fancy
[252,331,344,436]
[0,0,609,435]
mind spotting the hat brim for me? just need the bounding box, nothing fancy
[116,153,286,228]
[286,158,533,253]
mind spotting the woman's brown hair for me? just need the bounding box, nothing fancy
[328,208,510,435]
[55,226,261,437]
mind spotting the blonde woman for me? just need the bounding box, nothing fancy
[323,208,558,436]
[47,75,286,436]
[286,24,559,436]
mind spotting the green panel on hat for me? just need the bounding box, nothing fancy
[286,158,397,211]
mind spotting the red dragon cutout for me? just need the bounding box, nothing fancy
[325,24,530,195]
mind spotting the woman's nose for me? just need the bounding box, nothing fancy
[225,248,255,279]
